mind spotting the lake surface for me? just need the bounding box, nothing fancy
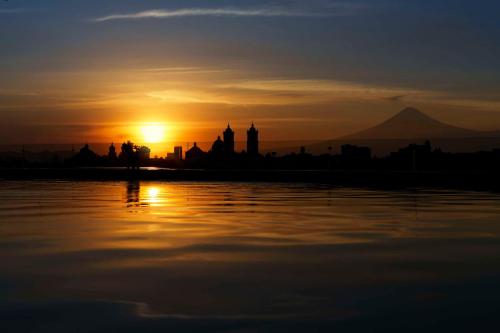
[1,181,500,332]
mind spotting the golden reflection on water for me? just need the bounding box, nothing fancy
[2,181,500,264]
[146,187,161,204]
[127,183,163,206]
[3,181,500,318]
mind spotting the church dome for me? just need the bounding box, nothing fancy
[211,136,224,153]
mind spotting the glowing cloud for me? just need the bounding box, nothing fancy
[93,5,363,22]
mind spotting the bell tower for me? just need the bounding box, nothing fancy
[246,123,259,155]
[223,124,235,153]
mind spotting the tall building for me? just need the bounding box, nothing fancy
[223,124,235,154]
[247,123,259,155]
[167,146,183,160]
[174,146,183,160]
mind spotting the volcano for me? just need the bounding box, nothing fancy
[290,108,500,156]
[340,107,482,140]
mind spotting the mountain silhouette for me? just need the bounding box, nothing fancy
[340,107,483,140]
[283,107,500,156]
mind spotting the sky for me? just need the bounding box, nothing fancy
[1,0,500,152]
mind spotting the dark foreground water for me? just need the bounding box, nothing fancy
[1,181,500,332]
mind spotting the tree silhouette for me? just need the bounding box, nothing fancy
[119,141,151,169]
[136,145,151,161]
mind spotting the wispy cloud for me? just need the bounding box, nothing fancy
[144,79,429,106]
[0,89,40,97]
[139,67,232,75]
[93,4,364,22]
[386,95,406,103]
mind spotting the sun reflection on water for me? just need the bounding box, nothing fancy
[146,186,161,204]
[125,182,166,209]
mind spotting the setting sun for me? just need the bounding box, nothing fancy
[140,124,167,143]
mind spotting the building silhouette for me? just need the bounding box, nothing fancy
[247,123,259,155]
[167,146,183,160]
[223,124,235,154]
[185,142,206,160]
[174,146,183,160]
[70,144,101,166]
[341,144,372,169]
[108,143,117,160]
[389,140,433,171]
[211,136,224,155]
[341,144,371,160]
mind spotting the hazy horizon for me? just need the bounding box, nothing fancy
[4,106,500,157]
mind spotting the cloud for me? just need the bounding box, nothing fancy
[92,4,363,22]
[144,79,427,106]
[219,79,421,97]
[0,89,40,97]
[146,89,230,104]
[139,67,232,75]
[386,95,406,102]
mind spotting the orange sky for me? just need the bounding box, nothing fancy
[2,1,500,156]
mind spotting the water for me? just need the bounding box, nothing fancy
[1,181,500,332]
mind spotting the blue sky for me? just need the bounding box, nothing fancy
[1,0,500,146]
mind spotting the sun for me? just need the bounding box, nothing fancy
[140,124,167,143]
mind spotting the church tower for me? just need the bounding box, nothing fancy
[108,143,117,160]
[247,123,259,155]
[223,124,235,154]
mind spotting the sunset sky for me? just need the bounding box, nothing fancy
[1,0,500,151]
